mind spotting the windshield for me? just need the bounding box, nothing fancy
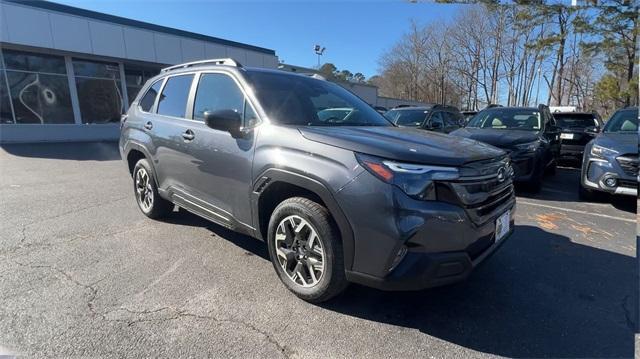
[245,71,392,127]
[553,113,597,129]
[603,110,638,133]
[467,108,541,130]
[384,109,428,127]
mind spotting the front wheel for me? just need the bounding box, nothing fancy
[267,197,348,303]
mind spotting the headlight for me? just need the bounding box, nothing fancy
[355,153,459,200]
[514,141,540,152]
[590,144,618,158]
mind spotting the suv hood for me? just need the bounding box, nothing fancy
[593,133,638,155]
[298,126,504,166]
[449,128,539,148]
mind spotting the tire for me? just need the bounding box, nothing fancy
[132,158,173,219]
[267,197,348,303]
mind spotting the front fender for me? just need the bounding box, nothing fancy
[251,168,356,271]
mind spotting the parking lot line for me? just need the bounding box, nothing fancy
[517,200,635,223]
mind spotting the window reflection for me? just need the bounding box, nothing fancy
[72,59,123,124]
[125,67,159,107]
[2,50,74,124]
[0,71,13,124]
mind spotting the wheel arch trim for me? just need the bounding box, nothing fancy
[251,168,355,270]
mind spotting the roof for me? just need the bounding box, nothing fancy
[485,106,538,111]
[388,106,434,111]
[551,112,596,115]
[388,104,461,111]
[4,0,275,55]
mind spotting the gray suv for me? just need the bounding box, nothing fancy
[579,107,638,199]
[119,59,516,302]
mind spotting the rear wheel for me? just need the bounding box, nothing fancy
[133,159,173,219]
[267,197,348,303]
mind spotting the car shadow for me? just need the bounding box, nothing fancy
[319,225,636,358]
[165,207,270,261]
[164,207,637,358]
[0,141,121,161]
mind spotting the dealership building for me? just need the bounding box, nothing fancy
[0,0,423,143]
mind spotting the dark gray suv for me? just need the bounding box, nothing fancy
[120,59,516,302]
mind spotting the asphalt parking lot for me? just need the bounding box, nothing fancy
[0,142,636,358]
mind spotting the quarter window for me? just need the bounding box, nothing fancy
[125,67,160,107]
[157,74,194,118]
[139,80,162,113]
[193,73,245,121]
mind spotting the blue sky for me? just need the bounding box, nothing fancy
[54,0,464,79]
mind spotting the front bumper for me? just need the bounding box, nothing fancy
[559,144,585,160]
[508,150,541,182]
[345,226,514,291]
[581,157,637,196]
[337,171,516,291]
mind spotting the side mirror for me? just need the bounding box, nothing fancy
[585,126,599,135]
[204,110,242,135]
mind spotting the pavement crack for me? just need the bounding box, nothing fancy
[19,224,26,244]
[110,306,292,358]
[10,260,101,318]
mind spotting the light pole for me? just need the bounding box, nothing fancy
[314,45,326,68]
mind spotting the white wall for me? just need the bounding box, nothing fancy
[0,1,278,68]
[339,82,378,105]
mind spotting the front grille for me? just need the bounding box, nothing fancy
[436,157,515,226]
[617,155,639,177]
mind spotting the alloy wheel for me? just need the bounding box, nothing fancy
[135,167,154,211]
[274,215,326,287]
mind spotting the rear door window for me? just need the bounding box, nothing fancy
[157,74,194,118]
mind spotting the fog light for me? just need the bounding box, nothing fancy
[388,246,408,272]
[603,177,617,188]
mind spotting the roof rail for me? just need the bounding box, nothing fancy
[161,58,242,73]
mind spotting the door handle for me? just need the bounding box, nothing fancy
[144,121,153,130]
[182,129,195,141]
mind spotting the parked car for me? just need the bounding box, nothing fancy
[120,58,515,303]
[450,105,560,191]
[579,106,638,199]
[461,110,477,124]
[552,111,602,163]
[384,105,464,133]
[373,105,388,114]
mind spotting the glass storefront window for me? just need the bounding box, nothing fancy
[0,72,14,124]
[3,49,67,74]
[1,49,74,124]
[124,67,159,107]
[72,58,123,124]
